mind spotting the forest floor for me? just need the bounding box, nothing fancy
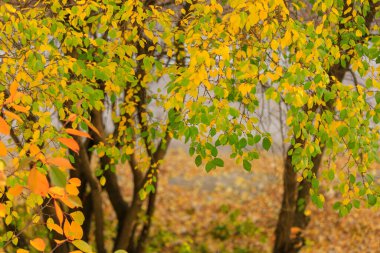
[109,147,380,253]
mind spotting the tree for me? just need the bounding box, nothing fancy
[271,1,379,252]
[0,0,379,253]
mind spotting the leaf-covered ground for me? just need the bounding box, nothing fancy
[105,148,380,253]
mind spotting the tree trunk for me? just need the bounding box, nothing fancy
[273,144,299,253]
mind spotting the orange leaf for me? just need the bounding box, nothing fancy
[29,144,40,157]
[66,184,79,196]
[11,104,30,113]
[65,128,92,139]
[54,239,66,245]
[67,114,77,122]
[0,203,6,217]
[64,220,83,240]
[0,141,7,156]
[0,116,10,135]
[47,157,74,169]
[54,200,64,226]
[58,138,80,154]
[69,178,81,187]
[8,185,23,197]
[3,110,23,123]
[83,118,101,137]
[30,238,46,251]
[28,168,49,197]
[48,186,65,199]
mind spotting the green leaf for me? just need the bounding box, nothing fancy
[213,158,224,167]
[337,125,348,137]
[195,155,202,167]
[252,135,261,144]
[367,194,377,206]
[72,240,93,253]
[205,160,216,172]
[262,137,271,151]
[376,92,380,104]
[49,167,67,187]
[243,159,251,171]
[328,169,335,181]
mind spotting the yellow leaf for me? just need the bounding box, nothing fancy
[70,211,85,225]
[238,83,251,96]
[4,4,16,13]
[315,24,323,34]
[58,138,80,154]
[0,117,10,135]
[271,40,279,50]
[99,176,106,186]
[125,146,134,155]
[355,30,362,37]
[28,168,49,197]
[16,249,29,253]
[30,238,46,252]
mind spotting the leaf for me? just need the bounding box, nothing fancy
[367,194,377,206]
[30,238,46,251]
[65,128,92,139]
[3,110,23,123]
[262,137,271,151]
[213,158,224,167]
[8,185,23,197]
[243,159,251,171]
[195,155,202,167]
[58,138,80,154]
[49,167,68,187]
[47,157,74,169]
[16,249,29,253]
[0,116,10,135]
[337,125,348,137]
[48,187,65,199]
[82,118,101,137]
[70,211,85,225]
[28,168,49,197]
[0,141,7,156]
[69,178,81,187]
[205,160,216,172]
[72,240,93,253]
[54,200,64,226]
